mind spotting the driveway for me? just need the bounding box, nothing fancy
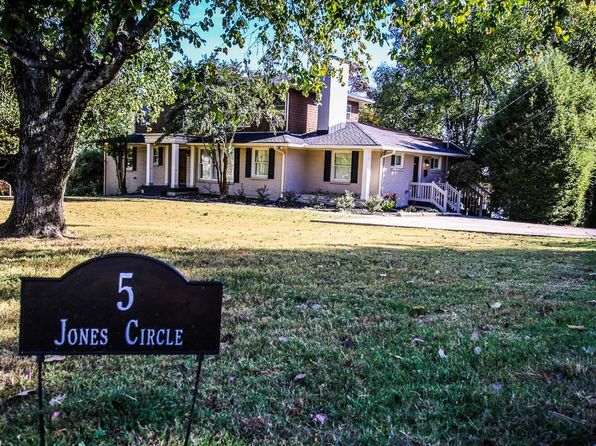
[316,214,596,239]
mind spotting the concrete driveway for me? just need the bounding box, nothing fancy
[316,214,596,239]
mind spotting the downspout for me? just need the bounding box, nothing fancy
[274,146,286,198]
[378,150,397,196]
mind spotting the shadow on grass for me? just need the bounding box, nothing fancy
[0,243,594,445]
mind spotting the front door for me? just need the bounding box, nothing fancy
[179,149,188,187]
[412,156,419,182]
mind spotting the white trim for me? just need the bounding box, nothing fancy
[189,146,196,187]
[170,143,179,188]
[164,145,169,185]
[274,147,286,195]
[389,152,404,169]
[360,149,372,200]
[330,149,352,184]
[378,150,397,196]
[252,148,270,179]
[145,143,153,185]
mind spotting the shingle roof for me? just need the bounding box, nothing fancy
[131,123,469,157]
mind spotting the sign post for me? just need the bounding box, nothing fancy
[19,253,223,445]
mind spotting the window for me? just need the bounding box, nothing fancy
[126,147,136,171]
[332,151,352,182]
[346,103,353,120]
[153,146,163,166]
[253,148,269,177]
[200,150,218,181]
[390,154,403,168]
[430,157,440,169]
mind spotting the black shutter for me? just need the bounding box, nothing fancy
[390,154,395,166]
[132,147,137,171]
[323,150,331,182]
[158,147,163,166]
[245,148,252,178]
[268,148,275,179]
[234,147,240,183]
[350,151,359,183]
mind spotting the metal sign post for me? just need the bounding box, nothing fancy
[20,253,223,445]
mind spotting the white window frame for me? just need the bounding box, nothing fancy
[429,157,441,169]
[346,103,353,120]
[331,150,352,184]
[152,146,162,166]
[252,148,270,179]
[199,149,218,182]
[390,153,404,169]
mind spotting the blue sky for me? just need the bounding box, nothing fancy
[176,3,393,80]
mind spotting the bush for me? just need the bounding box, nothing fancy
[66,149,103,196]
[308,193,322,208]
[256,185,270,203]
[281,190,300,206]
[365,194,383,212]
[383,192,399,203]
[335,190,355,211]
[381,200,395,211]
[235,184,246,201]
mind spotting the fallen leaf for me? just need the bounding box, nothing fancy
[311,304,322,310]
[49,394,65,406]
[293,373,307,383]
[227,375,236,383]
[311,413,327,424]
[490,302,502,310]
[474,346,482,355]
[379,273,387,277]
[51,410,61,423]
[9,389,35,400]
[470,331,480,341]
[278,335,289,342]
[45,355,66,363]
[567,325,586,331]
[341,337,357,349]
[411,337,426,346]
[491,383,503,392]
[438,347,447,359]
[393,355,404,360]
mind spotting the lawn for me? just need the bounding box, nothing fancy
[0,197,594,445]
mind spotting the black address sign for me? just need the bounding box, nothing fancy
[19,253,223,356]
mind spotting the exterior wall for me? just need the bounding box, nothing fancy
[346,101,360,123]
[380,153,416,206]
[104,144,147,195]
[419,155,446,183]
[287,90,319,134]
[195,147,283,199]
[285,148,361,195]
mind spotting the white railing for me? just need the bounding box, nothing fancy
[409,182,447,212]
[437,182,462,213]
[409,181,462,213]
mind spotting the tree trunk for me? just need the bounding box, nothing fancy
[1,59,86,238]
[1,114,81,238]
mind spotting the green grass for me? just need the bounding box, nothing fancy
[0,197,594,445]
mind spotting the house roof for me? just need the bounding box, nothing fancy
[132,123,469,157]
[347,93,375,105]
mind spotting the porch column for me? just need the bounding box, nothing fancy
[170,143,180,188]
[145,143,153,185]
[360,149,372,200]
[189,146,196,187]
[164,145,170,185]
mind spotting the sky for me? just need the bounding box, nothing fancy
[176,3,393,82]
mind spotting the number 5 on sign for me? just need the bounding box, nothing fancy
[117,272,134,311]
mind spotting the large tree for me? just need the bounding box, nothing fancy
[477,50,596,226]
[370,0,584,150]
[165,59,284,197]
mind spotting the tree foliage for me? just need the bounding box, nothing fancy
[477,50,596,226]
[164,59,285,197]
[0,50,17,156]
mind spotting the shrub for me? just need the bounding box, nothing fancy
[281,190,300,206]
[335,190,355,211]
[446,160,484,189]
[381,200,395,211]
[66,149,103,196]
[256,185,270,203]
[383,192,399,203]
[365,194,383,212]
[0,179,12,196]
[235,184,246,201]
[404,205,418,213]
[308,194,322,208]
